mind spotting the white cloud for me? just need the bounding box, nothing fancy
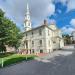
[60,0,67,4]
[48,3,55,15]
[61,26,75,34]
[53,0,75,11]
[53,0,68,5]
[67,0,75,11]
[70,19,75,27]
[61,0,75,11]
[61,19,75,34]
[0,0,55,28]
[49,19,56,24]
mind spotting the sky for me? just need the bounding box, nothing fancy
[0,0,75,34]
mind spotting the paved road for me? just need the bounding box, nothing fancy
[0,45,75,75]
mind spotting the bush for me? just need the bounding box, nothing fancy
[4,57,26,66]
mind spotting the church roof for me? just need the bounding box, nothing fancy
[23,24,54,33]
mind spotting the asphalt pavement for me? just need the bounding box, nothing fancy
[0,45,75,75]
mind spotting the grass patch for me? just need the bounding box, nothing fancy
[0,53,35,68]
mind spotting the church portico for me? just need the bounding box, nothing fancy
[23,40,31,54]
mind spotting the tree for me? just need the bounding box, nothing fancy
[62,34,72,45]
[0,9,22,53]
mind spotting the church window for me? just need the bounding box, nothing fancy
[53,41,56,43]
[28,23,30,26]
[40,40,42,46]
[32,41,34,47]
[32,31,33,36]
[39,29,42,35]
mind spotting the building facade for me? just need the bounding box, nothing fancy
[19,3,64,54]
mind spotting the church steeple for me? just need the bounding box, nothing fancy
[24,2,32,31]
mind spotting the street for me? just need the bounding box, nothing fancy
[0,45,75,75]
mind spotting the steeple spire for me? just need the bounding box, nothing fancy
[27,3,29,10]
[24,2,32,31]
[26,3,30,15]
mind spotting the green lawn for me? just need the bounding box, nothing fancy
[0,53,35,68]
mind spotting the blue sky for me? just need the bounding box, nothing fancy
[49,1,75,34]
[0,0,75,34]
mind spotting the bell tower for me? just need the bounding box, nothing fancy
[24,3,32,31]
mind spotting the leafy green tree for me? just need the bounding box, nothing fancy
[0,9,22,53]
[62,34,72,45]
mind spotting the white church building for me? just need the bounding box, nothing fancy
[19,3,64,54]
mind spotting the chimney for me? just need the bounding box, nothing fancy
[44,19,47,25]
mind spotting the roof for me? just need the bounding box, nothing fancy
[23,24,54,34]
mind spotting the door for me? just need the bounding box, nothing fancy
[40,50,43,53]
